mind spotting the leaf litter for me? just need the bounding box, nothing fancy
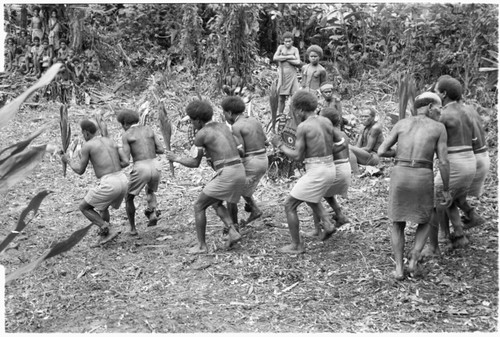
[0,86,497,333]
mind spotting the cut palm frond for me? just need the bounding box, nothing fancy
[159,102,175,176]
[60,104,71,176]
[0,63,62,128]
[0,190,53,254]
[269,80,279,132]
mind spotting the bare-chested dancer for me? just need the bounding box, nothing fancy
[222,96,268,227]
[423,77,476,255]
[117,109,165,235]
[61,120,129,247]
[378,92,451,280]
[271,90,344,254]
[307,107,352,238]
[166,100,246,254]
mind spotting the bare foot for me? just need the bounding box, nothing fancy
[408,253,419,276]
[420,245,441,258]
[147,212,158,227]
[100,228,120,245]
[225,228,242,248]
[91,228,120,247]
[450,234,469,249]
[303,229,321,238]
[279,242,305,254]
[319,227,336,241]
[392,270,405,281]
[335,214,350,228]
[463,211,486,230]
[188,244,208,254]
[128,229,138,236]
[244,210,263,225]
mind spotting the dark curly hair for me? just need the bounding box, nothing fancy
[306,44,323,59]
[436,77,462,101]
[282,32,294,41]
[320,107,341,127]
[186,100,213,122]
[116,109,140,125]
[221,96,245,115]
[80,119,97,134]
[291,90,318,113]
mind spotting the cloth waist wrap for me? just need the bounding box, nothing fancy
[468,150,490,197]
[324,161,351,198]
[394,157,433,170]
[434,148,475,202]
[389,166,434,223]
[291,156,335,203]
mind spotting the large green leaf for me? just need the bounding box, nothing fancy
[0,145,47,195]
[5,250,52,283]
[0,63,62,128]
[0,190,53,254]
[5,224,93,283]
[0,124,49,166]
[45,224,93,259]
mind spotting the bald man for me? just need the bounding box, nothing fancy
[378,92,451,280]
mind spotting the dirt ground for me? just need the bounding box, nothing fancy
[1,96,498,333]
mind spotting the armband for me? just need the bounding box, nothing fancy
[190,145,203,158]
[334,138,345,146]
[237,144,243,150]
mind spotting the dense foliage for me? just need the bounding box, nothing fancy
[4,3,498,105]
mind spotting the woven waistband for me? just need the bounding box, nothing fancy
[394,158,433,170]
[474,146,488,154]
[213,158,242,170]
[334,158,349,164]
[303,155,333,164]
[244,149,266,157]
[448,145,473,154]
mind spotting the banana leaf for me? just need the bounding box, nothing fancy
[60,104,71,177]
[0,63,62,128]
[94,112,108,137]
[159,102,175,176]
[0,145,47,194]
[269,80,279,131]
[0,190,53,254]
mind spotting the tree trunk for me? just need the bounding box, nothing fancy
[20,5,28,31]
